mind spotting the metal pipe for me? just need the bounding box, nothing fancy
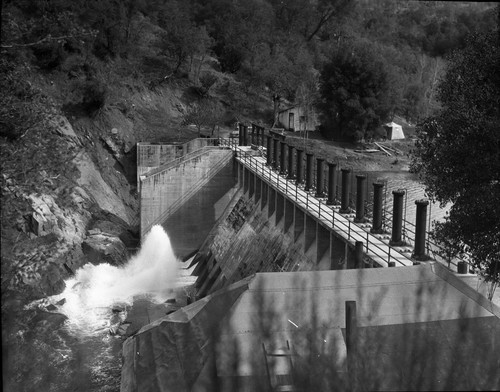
[371,182,384,233]
[287,144,295,179]
[266,135,272,166]
[390,190,405,245]
[272,138,279,170]
[280,141,287,175]
[354,175,367,222]
[305,153,314,191]
[296,149,304,184]
[327,162,338,205]
[412,199,429,260]
[340,169,351,213]
[315,158,325,197]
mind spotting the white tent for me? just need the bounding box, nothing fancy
[384,122,405,140]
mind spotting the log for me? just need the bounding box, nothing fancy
[374,142,392,156]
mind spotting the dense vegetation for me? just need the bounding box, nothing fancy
[1,0,496,141]
[411,30,500,299]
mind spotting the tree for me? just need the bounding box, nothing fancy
[182,100,223,137]
[411,31,500,299]
[317,40,397,141]
[155,0,212,74]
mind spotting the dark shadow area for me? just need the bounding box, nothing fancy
[162,161,237,260]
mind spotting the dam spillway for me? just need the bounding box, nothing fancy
[137,132,470,301]
[121,133,499,392]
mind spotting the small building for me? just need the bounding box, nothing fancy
[384,122,405,140]
[278,105,319,132]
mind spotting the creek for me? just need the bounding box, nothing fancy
[22,170,446,392]
[25,225,195,392]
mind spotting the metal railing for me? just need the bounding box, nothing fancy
[233,144,413,267]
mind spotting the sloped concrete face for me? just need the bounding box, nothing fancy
[193,192,318,296]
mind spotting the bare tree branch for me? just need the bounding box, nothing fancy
[1,32,96,49]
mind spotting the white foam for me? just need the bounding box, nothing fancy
[53,225,180,333]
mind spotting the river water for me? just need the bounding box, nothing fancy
[22,171,446,391]
[25,225,196,392]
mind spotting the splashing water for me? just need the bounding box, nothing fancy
[50,225,183,334]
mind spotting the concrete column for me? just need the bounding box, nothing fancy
[238,123,244,146]
[272,138,279,170]
[371,182,384,233]
[266,135,272,166]
[390,190,405,245]
[412,199,429,260]
[315,158,325,197]
[280,141,287,175]
[327,162,338,205]
[243,125,249,146]
[340,169,351,213]
[287,145,295,179]
[354,175,367,223]
[256,126,261,146]
[296,149,304,185]
[305,153,314,192]
[457,261,468,274]
[251,124,256,145]
[355,241,364,269]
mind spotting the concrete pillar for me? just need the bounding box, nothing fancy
[296,149,304,185]
[316,223,330,264]
[287,144,295,179]
[390,190,405,245]
[243,125,248,146]
[255,176,262,203]
[294,206,305,241]
[371,182,384,233]
[256,126,261,147]
[327,162,338,205]
[457,261,468,274]
[266,135,272,166]
[355,241,364,269]
[261,181,268,210]
[251,124,256,145]
[284,199,294,233]
[272,138,279,170]
[340,169,351,213]
[238,123,244,146]
[280,141,287,175]
[412,199,429,260]
[354,175,367,223]
[276,193,285,225]
[305,153,314,192]
[315,158,325,197]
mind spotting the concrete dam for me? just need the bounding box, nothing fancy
[136,125,468,300]
[120,126,500,392]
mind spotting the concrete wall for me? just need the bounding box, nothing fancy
[136,139,220,184]
[140,148,233,239]
[162,160,237,260]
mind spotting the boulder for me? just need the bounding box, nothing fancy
[82,233,128,265]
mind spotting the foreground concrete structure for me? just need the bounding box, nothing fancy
[121,264,500,391]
